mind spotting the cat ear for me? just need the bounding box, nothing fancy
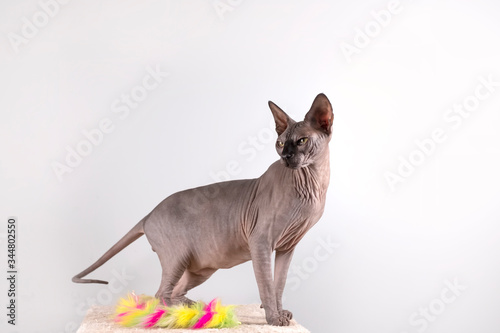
[305,93,334,135]
[268,101,291,136]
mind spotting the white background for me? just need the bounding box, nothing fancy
[1,0,500,332]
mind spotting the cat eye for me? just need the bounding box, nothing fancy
[297,137,308,145]
[276,141,284,148]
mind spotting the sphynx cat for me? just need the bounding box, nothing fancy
[73,93,334,326]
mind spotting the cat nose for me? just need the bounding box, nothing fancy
[281,149,295,160]
[282,141,295,159]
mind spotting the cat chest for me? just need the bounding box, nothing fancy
[274,202,324,252]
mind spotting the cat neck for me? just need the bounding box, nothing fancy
[290,148,330,203]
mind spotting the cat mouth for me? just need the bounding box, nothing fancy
[282,159,302,169]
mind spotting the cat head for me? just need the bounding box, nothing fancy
[269,93,334,170]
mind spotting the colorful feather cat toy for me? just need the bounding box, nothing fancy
[114,293,240,329]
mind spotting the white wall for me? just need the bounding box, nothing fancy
[1,0,500,332]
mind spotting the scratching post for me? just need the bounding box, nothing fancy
[77,303,310,333]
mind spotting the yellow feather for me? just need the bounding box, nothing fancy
[115,293,159,327]
[207,300,225,328]
[176,307,198,328]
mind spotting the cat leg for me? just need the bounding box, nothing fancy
[154,255,187,305]
[250,242,290,326]
[171,269,217,305]
[274,249,295,320]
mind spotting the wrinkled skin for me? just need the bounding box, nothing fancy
[73,93,334,326]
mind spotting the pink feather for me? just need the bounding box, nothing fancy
[192,299,216,329]
[143,308,166,328]
[116,312,128,317]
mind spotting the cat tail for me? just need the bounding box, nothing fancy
[72,215,148,284]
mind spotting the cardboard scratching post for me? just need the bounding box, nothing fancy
[77,303,310,333]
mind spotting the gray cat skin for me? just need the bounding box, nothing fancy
[73,93,334,326]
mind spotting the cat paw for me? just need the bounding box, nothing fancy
[171,296,195,306]
[267,312,291,326]
[280,309,293,320]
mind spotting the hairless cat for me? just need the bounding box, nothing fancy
[73,93,334,326]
